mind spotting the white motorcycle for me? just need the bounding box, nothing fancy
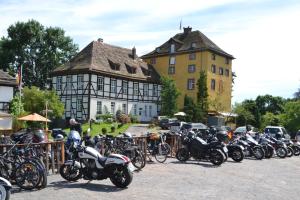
[59,143,134,188]
[0,177,12,200]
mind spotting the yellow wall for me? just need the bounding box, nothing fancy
[144,51,232,112]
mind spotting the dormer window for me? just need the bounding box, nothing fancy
[108,59,120,71]
[125,64,137,74]
[170,44,175,53]
[141,67,151,76]
[191,42,196,48]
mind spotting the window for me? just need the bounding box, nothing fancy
[189,53,196,60]
[126,64,137,74]
[143,83,149,96]
[110,79,117,93]
[150,58,156,64]
[149,105,152,117]
[225,69,230,77]
[170,44,175,53]
[108,59,120,71]
[66,75,72,90]
[211,79,216,90]
[225,57,230,64]
[219,80,224,93]
[211,53,216,60]
[97,76,104,91]
[211,65,216,73]
[153,84,158,96]
[133,82,139,96]
[169,56,176,65]
[97,101,102,114]
[191,42,196,48]
[56,76,62,91]
[168,66,175,74]
[122,81,128,94]
[77,75,84,90]
[219,67,224,75]
[111,102,115,114]
[187,79,195,90]
[122,104,127,114]
[188,64,196,73]
[77,98,82,110]
[133,104,137,115]
[145,105,147,116]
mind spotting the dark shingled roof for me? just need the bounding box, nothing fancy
[51,41,160,83]
[0,70,17,86]
[141,27,234,59]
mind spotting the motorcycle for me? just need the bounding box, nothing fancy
[176,131,225,166]
[60,143,134,188]
[257,134,275,159]
[265,135,288,158]
[0,177,11,200]
[237,133,265,160]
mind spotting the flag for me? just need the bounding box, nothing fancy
[179,19,182,30]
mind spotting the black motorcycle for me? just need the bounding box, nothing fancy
[237,134,265,160]
[176,131,225,166]
[257,135,275,159]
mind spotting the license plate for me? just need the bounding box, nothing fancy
[128,162,136,172]
[223,147,228,153]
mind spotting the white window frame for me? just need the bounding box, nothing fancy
[133,104,137,115]
[122,103,127,114]
[77,75,84,90]
[56,76,62,91]
[168,66,175,74]
[187,79,195,90]
[122,81,128,94]
[169,56,176,65]
[153,85,158,96]
[133,82,139,96]
[97,101,102,114]
[149,105,152,117]
[110,79,117,93]
[66,75,72,90]
[143,83,149,96]
[97,76,104,91]
[77,98,82,110]
[170,44,175,53]
[188,64,196,73]
[111,102,115,114]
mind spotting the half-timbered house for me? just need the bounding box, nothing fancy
[0,70,16,112]
[51,39,161,122]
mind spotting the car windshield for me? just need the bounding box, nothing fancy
[282,128,288,135]
[265,128,279,134]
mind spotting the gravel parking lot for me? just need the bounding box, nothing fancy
[11,157,300,200]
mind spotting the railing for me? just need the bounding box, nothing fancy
[0,141,65,174]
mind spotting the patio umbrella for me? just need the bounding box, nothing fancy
[18,113,51,122]
[174,112,186,116]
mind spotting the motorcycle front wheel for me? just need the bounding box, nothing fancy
[231,149,244,162]
[252,147,264,160]
[286,147,294,157]
[264,146,274,159]
[0,185,10,200]
[176,148,190,162]
[276,147,287,158]
[15,161,40,190]
[110,166,133,188]
[292,146,300,156]
[210,149,224,166]
[59,164,82,182]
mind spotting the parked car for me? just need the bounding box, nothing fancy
[234,125,257,137]
[159,118,177,130]
[264,126,288,139]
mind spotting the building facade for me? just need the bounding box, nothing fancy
[0,70,16,112]
[51,40,161,122]
[142,27,234,112]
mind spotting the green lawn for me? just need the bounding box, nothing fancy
[64,122,132,137]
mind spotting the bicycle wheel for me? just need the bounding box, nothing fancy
[154,144,168,163]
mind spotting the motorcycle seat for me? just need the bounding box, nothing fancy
[98,156,107,166]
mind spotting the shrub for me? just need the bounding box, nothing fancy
[119,114,131,124]
[117,124,123,129]
[111,126,116,133]
[97,114,113,121]
[116,110,122,122]
[130,115,139,123]
[102,127,107,135]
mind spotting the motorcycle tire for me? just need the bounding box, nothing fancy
[209,149,224,166]
[132,151,146,170]
[15,161,40,190]
[292,146,300,156]
[264,146,274,159]
[231,149,244,162]
[252,147,264,160]
[0,185,10,200]
[286,147,294,157]
[176,148,190,162]
[276,147,287,158]
[110,166,133,188]
[59,164,82,182]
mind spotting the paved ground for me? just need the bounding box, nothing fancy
[11,156,300,200]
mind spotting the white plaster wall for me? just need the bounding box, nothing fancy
[0,86,14,102]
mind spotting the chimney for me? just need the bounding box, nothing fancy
[132,46,137,59]
[183,26,192,34]
[97,38,103,43]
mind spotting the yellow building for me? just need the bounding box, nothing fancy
[141,27,234,112]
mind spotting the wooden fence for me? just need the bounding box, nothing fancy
[0,141,65,174]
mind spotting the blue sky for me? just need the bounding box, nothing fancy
[0,0,300,105]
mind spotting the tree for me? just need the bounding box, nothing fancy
[294,87,300,100]
[160,76,180,116]
[255,95,284,115]
[183,95,194,122]
[0,19,78,88]
[22,86,64,118]
[195,71,208,122]
[233,102,255,127]
[279,100,300,133]
[261,112,280,129]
